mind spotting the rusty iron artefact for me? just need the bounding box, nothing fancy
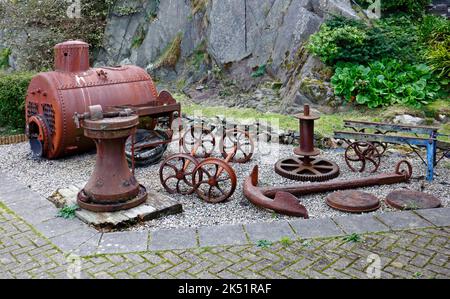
[244,166,309,217]
[344,141,381,173]
[385,190,441,210]
[335,120,450,181]
[75,105,147,212]
[25,40,178,159]
[159,126,254,203]
[326,191,380,213]
[244,160,413,217]
[275,105,339,182]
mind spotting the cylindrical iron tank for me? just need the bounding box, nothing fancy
[25,40,158,159]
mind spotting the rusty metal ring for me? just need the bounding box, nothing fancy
[219,129,254,163]
[395,160,413,180]
[28,115,51,157]
[193,158,237,203]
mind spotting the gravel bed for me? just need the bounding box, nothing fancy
[0,141,448,232]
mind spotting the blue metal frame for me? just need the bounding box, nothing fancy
[334,121,442,181]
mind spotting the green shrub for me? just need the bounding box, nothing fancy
[0,72,35,130]
[307,24,367,65]
[307,16,421,66]
[419,15,450,79]
[331,60,440,108]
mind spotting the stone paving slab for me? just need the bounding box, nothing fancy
[49,186,182,227]
[50,227,100,254]
[34,217,87,239]
[198,224,248,247]
[376,210,434,230]
[289,218,344,239]
[0,172,30,196]
[244,221,296,242]
[415,208,450,227]
[333,214,389,234]
[19,205,58,225]
[149,228,198,251]
[98,231,148,254]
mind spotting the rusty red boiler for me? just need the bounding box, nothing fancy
[25,40,158,159]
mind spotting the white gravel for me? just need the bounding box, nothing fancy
[0,141,448,232]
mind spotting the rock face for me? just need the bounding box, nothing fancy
[97,0,360,113]
[393,115,426,126]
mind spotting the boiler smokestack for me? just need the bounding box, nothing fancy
[54,40,90,73]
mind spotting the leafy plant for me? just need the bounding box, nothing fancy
[0,72,35,130]
[331,59,440,108]
[420,15,450,80]
[131,27,146,49]
[343,233,363,243]
[301,240,312,247]
[57,204,79,219]
[0,48,11,69]
[251,65,266,78]
[256,239,272,248]
[280,237,293,247]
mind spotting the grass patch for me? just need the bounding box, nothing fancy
[174,93,449,140]
[191,0,208,15]
[156,33,183,69]
[280,237,294,247]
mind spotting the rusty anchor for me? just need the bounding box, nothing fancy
[244,160,413,217]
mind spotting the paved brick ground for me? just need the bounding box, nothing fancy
[1,203,449,279]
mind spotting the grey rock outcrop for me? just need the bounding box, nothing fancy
[95,0,359,113]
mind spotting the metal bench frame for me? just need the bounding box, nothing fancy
[334,120,449,181]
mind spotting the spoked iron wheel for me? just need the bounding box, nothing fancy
[344,141,381,173]
[193,158,237,203]
[181,125,216,158]
[159,153,201,195]
[219,129,254,163]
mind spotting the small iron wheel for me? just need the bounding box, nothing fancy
[344,141,381,173]
[181,125,216,158]
[219,129,254,163]
[192,158,237,203]
[159,153,201,195]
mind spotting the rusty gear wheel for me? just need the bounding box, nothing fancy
[274,156,340,182]
[193,158,237,203]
